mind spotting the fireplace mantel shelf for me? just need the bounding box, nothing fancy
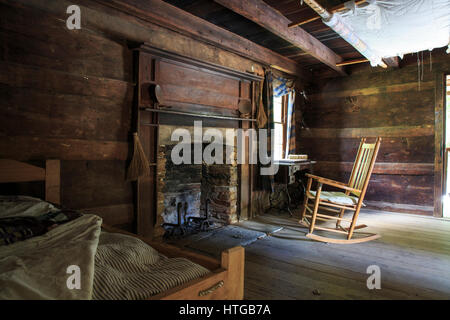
[142,107,257,122]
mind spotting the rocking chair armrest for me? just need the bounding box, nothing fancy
[305,173,361,193]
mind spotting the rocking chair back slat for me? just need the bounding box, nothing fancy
[357,147,374,190]
[353,148,368,192]
[348,139,380,197]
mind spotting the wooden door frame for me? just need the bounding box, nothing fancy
[434,72,447,217]
[443,75,450,214]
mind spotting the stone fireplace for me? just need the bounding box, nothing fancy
[155,129,238,237]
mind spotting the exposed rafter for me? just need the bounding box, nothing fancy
[336,57,400,68]
[214,0,346,76]
[336,58,369,67]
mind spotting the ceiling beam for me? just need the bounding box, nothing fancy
[92,0,306,76]
[214,0,346,75]
[285,52,309,59]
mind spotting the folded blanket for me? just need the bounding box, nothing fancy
[0,213,102,299]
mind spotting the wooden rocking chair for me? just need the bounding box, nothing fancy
[299,137,382,244]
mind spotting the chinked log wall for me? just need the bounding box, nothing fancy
[298,50,449,216]
[0,0,305,229]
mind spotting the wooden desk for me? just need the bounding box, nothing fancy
[274,160,316,215]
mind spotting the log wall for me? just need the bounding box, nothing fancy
[0,0,293,230]
[298,50,450,216]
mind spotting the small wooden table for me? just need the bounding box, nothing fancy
[274,160,316,216]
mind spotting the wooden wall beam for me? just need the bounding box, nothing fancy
[0,136,129,161]
[315,161,434,176]
[214,0,346,75]
[11,0,308,77]
[0,159,45,183]
[309,81,434,99]
[298,125,434,139]
[92,0,306,77]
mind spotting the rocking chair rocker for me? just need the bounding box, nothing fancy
[299,137,382,244]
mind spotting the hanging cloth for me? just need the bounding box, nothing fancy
[272,73,295,98]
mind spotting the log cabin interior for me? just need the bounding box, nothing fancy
[1,0,450,301]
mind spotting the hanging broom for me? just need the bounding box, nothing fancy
[127,132,151,181]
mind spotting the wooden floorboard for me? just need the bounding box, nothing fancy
[168,208,450,299]
[241,209,450,299]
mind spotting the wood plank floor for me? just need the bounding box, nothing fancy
[241,209,450,300]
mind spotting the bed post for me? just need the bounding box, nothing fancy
[45,160,60,205]
[221,246,245,299]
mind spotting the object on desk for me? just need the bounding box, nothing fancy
[299,137,382,244]
[288,154,308,160]
[276,159,309,164]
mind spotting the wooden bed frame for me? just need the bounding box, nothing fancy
[0,159,244,300]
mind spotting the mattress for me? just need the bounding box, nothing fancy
[0,196,210,300]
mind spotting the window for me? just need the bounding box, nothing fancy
[273,94,286,160]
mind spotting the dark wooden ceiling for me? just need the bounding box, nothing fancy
[163,0,364,74]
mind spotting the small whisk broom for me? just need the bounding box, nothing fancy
[127,132,150,181]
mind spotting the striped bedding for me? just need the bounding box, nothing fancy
[93,232,210,300]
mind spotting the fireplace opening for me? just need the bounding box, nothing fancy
[157,141,238,239]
